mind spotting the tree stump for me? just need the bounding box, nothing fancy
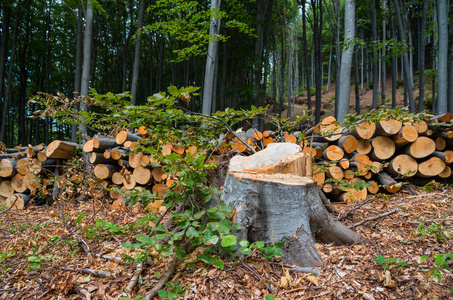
[221,143,365,267]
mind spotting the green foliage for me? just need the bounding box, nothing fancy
[416,222,451,243]
[374,255,408,269]
[158,280,186,300]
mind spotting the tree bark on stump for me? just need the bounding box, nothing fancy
[221,143,365,267]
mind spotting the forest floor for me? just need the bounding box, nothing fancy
[279,78,424,121]
[0,183,453,299]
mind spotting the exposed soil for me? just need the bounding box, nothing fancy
[0,183,452,299]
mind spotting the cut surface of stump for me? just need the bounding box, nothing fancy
[222,143,365,267]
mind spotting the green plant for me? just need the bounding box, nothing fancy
[158,280,186,300]
[374,255,408,270]
[416,222,450,243]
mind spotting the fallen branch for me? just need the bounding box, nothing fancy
[123,262,144,295]
[337,196,377,221]
[92,253,124,263]
[60,266,115,278]
[145,256,179,300]
[288,267,321,276]
[349,209,400,228]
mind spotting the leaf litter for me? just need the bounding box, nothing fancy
[0,185,452,299]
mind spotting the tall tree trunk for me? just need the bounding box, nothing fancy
[18,18,29,146]
[302,1,311,119]
[72,8,83,143]
[219,41,229,111]
[334,0,340,116]
[392,0,415,111]
[202,0,221,115]
[418,0,428,112]
[0,5,11,106]
[0,4,22,143]
[391,17,397,108]
[436,0,448,113]
[381,0,386,106]
[131,0,146,104]
[311,0,323,124]
[79,0,94,134]
[371,0,378,109]
[448,5,453,112]
[337,0,355,121]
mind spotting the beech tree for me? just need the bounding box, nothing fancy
[436,0,448,114]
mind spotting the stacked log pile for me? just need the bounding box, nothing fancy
[218,113,453,203]
[0,140,79,209]
[83,130,196,208]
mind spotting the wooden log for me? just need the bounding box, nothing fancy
[369,161,383,174]
[386,154,418,178]
[115,131,141,145]
[110,147,130,160]
[0,195,5,206]
[133,166,153,185]
[0,152,26,159]
[302,146,317,158]
[343,169,355,180]
[231,134,248,152]
[375,119,403,136]
[327,166,344,180]
[338,158,350,169]
[392,125,418,146]
[367,181,379,194]
[341,178,368,203]
[438,165,452,178]
[435,137,447,151]
[322,145,344,161]
[377,172,401,193]
[152,167,166,182]
[6,193,31,209]
[111,172,124,185]
[0,159,18,178]
[402,136,436,159]
[284,134,298,144]
[152,183,171,197]
[437,131,453,139]
[103,150,111,159]
[92,136,119,150]
[46,140,79,159]
[16,158,41,175]
[411,120,428,134]
[318,116,343,141]
[433,150,453,164]
[349,153,371,176]
[93,164,119,179]
[89,152,116,164]
[83,140,95,152]
[11,174,28,193]
[350,121,376,140]
[262,136,274,147]
[369,136,396,161]
[312,168,325,186]
[162,143,172,156]
[416,157,446,178]
[337,135,358,154]
[0,181,14,197]
[129,152,144,168]
[171,144,185,155]
[429,113,453,123]
[355,139,372,154]
[109,186,125,199]
[122,173,136,190]
[37,151,48,162]
[322,182,334,193]
[117,159,131,168]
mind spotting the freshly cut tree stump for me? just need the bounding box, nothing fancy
[222,143,365,267]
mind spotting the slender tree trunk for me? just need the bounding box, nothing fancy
[79,0,94,134]
[219,41,229,111]
[311,0,323,124]
[0,5,22,143]
[391,18,397,108]
[337,0,355,121]
[334,0,340,116]
[202,0,221,115]
[72,8,83,142]
[392,0,415,111]
[418,0,428,112]
[302,1,311,118]
[371,0,378,109]
[436,0,448,113]
[18,19,29,146]
[381,0,386,106]
[130,0,146,104]
[448,6,453,112]
[0,5,11,106]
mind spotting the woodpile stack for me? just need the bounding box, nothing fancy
[83,130,196,207]
[0,141,79,209]
[217,113,453,203]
